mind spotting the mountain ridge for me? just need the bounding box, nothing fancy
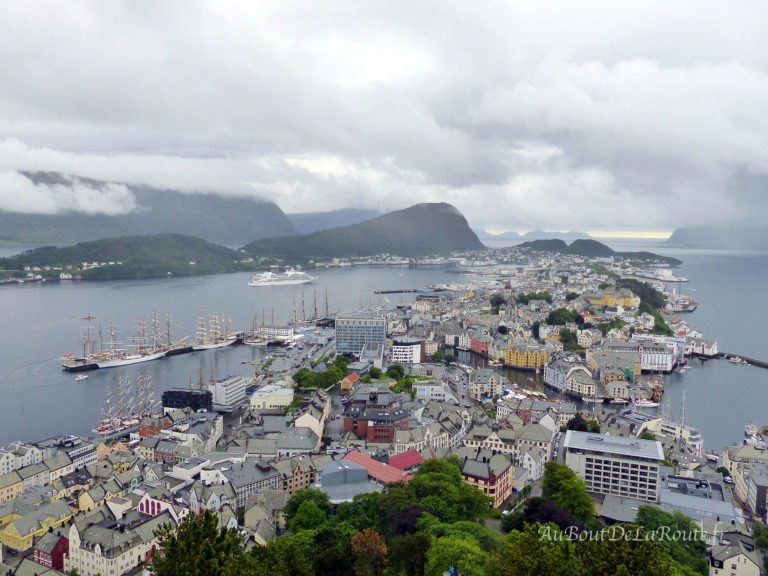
[0,171,296,245]
[520,238,681,264]
[243,202,484,258]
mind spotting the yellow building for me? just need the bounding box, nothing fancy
[505,343,551,370]
[0,471,23,505]
[0,496,73,551]
[584,287,640,308]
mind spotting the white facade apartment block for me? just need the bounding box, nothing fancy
[257,325,294,340]
[391,338,423,364]
[210,375,250,408]
[564,431,663,502]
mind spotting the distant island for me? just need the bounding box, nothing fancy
[0,234,257,280]
[475,229,591,244]
[0,171,296,245]
[519,238,682,265]
[243,202,485,258]
[0,203,485,280]
[666,225,768,251]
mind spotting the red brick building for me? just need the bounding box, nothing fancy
[342,389,410,443]
[33,532,68,571]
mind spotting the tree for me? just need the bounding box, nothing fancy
[289,499,327,532]
[431,349,443,362]
[577,526,675,576]
[369,366,383,379]
[246,536,313,576]
[530,321,542,339]
[566,291,579,302]
[586,419,600,433]
[490,293,507,308]
[386,364,405,380]
[752,523,768,572]
[388,532,432,576]
[715,466,730,477]
[424,535,487,576]
[635,506,708,576]
[541,462,594,522]
[640,430,657,441]
[496,523,581,576]
[444,353,456,364]
[149,510,244,576]
[351,528,388,576]
[547,308,577,326]
[285,489,333,525]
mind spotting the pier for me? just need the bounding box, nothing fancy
[717,353,768,370]
[374,288,420,294]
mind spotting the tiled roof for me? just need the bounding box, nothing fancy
[342,451,413,484]
[388,450,424,470]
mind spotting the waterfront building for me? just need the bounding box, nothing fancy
[504,342,553,370]
[563,430,664,502]
[469,369,502,400]
[209,375,251,411]
[162,388,213,412]
[256,325,294,341]
[335,314,387,357]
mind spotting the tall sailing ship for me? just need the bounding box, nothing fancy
[93,371,161,436]
[62,312,189,371]
[193,313,237,350]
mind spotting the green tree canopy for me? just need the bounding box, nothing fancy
[149,510,243,576]
[635,505,708,576]
[497,523,581,576]
[541,461,594,522]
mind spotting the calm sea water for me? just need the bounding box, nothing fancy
[0,241,766,451]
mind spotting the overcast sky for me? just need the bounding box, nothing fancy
[1,1,767,236]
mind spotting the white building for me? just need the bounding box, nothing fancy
[209,375,251,411]
[257,325,294,341]
[414,380,459,404]
[563,431,664,502]
[391,337,424,364]
[250,383,295,411]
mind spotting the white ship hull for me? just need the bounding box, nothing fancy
[193,337,237,351]
[95,351,167,368]
[248,277,316,287]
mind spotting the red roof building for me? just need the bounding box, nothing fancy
[388,450,424,472]
[342,451,413,485]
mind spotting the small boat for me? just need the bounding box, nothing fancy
[745,424,758,438]
[75,374,88,381]
[610,398,630,404]
[632,395,660,408]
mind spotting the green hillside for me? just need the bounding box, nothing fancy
[0,234,253,279]
[243,203,485,258]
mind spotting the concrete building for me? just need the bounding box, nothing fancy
[391,336,425,364]
[209,375,251,411]
[335,314,387,357]
[563,431,664,502]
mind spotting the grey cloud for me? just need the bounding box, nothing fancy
[0,1,767,232]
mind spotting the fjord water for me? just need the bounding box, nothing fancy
[0,264,457,446]
[0,241,767,451]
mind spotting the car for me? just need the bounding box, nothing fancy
[461,394,465,399]
[724,476,734,484]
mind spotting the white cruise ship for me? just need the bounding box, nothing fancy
[248,268,317,287]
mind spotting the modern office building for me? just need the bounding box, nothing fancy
[335,314,386,357]
[563,430,664,502]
